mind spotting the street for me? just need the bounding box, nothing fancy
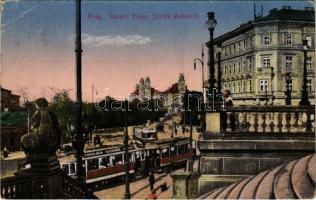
[94,170,180,199]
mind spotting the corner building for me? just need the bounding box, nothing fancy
[212,6,315,105]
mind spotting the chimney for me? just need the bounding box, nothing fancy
[282,6,291,10]
[305,7,314,11]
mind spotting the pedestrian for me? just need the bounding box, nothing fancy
[3,147,8,158]
[174,123,177,135]
[146,190,157,200]
[149,172,155,191]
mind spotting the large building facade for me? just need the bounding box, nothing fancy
[130,74,187,113]
[212,6,315,105]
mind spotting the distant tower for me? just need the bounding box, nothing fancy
[139,78,145,99]
[145,76,151,99]
[178,73,186,94]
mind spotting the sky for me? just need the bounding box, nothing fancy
[1,0,313,102]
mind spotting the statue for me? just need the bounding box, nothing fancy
[20,98,61,165]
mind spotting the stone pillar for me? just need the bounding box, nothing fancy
[205,112,221,133]
[171,171,200,199]
[16,153,63,198]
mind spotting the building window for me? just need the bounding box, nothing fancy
[307,80,312,92]
[243,60,246,71]
[285,56,292,68]
[259,80,268,92]
[238,62,241,72]
[237,82,241,93]
[262,58,271,68]
[242,81,246,92]
[228,83,231,91]
[224,83,227,89]
[249,58,252,69]
[228,65,231,74]
[233,83,236,93]
[289,80,293,91]
[249,80,252,92]
[233,63,236,73]
[285,34,292,46]
[307,57,312,69]
[224,65,227,74]
[263,35,270,45]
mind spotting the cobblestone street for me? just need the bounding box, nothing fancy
[94,170,182,199]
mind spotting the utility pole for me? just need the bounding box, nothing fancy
[74,0,84,183]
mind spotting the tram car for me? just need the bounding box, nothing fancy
[144,137,195,171]
[59,137,194,187]
[133,127,157,144]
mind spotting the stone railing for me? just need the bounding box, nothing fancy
[61,171,97,199]
[221,105,315,134]
[1,174,31,199]
[1,170,97,199]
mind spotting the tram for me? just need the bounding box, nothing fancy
[59,137,194,186]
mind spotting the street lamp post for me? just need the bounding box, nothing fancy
[124,100,131,199]
[74,0,85,183]
[205,12,217,104]
[194,44,205,102]
[285,73,292,105]
[194,45,205,132]
[299,39,310,105]
[217,46,222,95]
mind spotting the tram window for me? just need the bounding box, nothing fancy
[135,151,141,160]
[139,151,145,160]
[162,148,169,158]
[170,146,176,157]
[147,132,155,139]
[62,164,69,174]
[69,163,76,174]
[99,157,109,168]
[115,154,123,165]
[87,159,99,171]
[128,153,133,162]
[178,144,188,154]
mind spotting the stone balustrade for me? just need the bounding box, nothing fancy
[1,170,97,199]
[220,105,315,134]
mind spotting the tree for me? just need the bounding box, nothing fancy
[50,89,75,144]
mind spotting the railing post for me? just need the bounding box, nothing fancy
[205,112,223,134]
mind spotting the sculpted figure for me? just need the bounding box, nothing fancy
[21,98,61,161]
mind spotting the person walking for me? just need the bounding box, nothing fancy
[149,172,155,191]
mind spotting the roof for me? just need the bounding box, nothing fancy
[256,7,315,22]
[212,7,314,45]
[199,154,316,199]
[0,111,28,126]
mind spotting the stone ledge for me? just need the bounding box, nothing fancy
[199,139,315,151]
